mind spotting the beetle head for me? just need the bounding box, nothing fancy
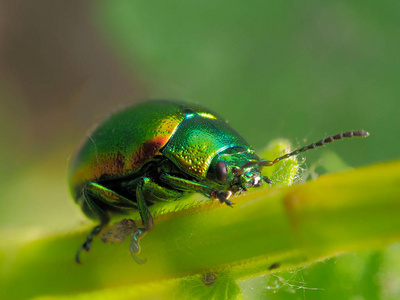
[207,130,370,197]
[208,148,266,193]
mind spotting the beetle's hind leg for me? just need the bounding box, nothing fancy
[76,185,110,264]
[76,224,104,264]
[76,182,137,263]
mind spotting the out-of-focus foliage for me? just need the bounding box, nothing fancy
[96,0,399,166]
[0,0,399,299]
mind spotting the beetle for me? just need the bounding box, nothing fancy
[68,100,369,263]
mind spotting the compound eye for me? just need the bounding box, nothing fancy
[216,161,228,182]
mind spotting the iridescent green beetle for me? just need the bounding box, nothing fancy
[68,100,369,263]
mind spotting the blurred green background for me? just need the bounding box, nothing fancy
[1,0,399,299]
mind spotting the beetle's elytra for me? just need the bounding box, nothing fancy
[68,100,369,263]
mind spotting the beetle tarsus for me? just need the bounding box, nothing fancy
[263,176,273,184]
[75,241,91,264]
[132,254,147,264]
[213,190,234,207]
[75,246,84,264]
[223,198,235,207]
[130,228,147,264]
[75,224,102,264]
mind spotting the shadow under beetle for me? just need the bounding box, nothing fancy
[68,100,369,263]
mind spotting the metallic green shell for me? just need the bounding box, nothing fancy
[68,101,183,198]
[68,100,251,199]
[162,115,250,180]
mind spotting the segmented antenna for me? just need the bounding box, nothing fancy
[259,130,370,167]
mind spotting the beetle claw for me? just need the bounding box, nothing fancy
[131,253,147,264]
[214,190,234,207]
[75,242,91,264]
[224,199,234,207]
[75,246,83,264]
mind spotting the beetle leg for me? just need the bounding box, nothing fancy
[160,174,234,206]
[76,184,110,264]
[211,190,234,207]
[160,174,214,194]
[76,182,138,263]
[130,177,154,264]
[85,182,139,209]
[263,176,273,184]
[76,224,104,264]
[137,177,185,202]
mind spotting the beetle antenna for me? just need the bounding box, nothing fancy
[259,130,370,167]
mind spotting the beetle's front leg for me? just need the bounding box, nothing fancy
[160,174,234,206]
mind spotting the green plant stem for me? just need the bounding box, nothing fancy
[1,160,400,299]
